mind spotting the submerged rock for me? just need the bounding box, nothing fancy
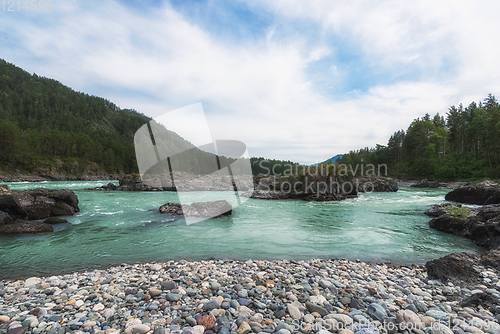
[0,219,53,234]
[43,217,69,225]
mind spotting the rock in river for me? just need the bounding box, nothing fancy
[159,200,232,218]
[0,185,79,234]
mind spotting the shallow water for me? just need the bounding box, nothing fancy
[0,181,484,279]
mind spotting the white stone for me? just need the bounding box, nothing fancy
[149,264,162,271]
[125,319,142,328]
[124,324,151,334]
[304,314,315,323]
[309,295,326,304]
[192,326,205,334]
[93,303,105,312]
[287,304,302,320]
[396,310,424,330]
[29,316,39,328]
[326,314,353,326]
[24,277,41,287]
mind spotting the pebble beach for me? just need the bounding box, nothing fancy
[1,258,500,334]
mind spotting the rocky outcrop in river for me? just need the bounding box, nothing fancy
[243,177,398,201]
[159,200,232,218]
[410,180,443,188]
[0,185,79,234]
[445,181,500,205]
[425,203,500,249]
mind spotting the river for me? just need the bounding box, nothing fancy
[0,180,484,279]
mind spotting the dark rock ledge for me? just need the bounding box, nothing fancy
[243,177,398,201]
[425,203,500,250]
[0,185,78,234]
[445,181,500,205]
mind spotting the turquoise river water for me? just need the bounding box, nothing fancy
[0,180,485,279]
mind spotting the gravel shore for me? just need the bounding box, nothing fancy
[1,258,499,334]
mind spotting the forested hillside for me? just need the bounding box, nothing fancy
[0,59,231,176]
[339,94,500,180]
[0,59,153,174]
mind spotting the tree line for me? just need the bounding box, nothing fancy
[338,94,500,180]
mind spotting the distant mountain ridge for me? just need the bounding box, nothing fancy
[310,154,344,166]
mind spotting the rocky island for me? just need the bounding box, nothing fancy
[0,185,79,234]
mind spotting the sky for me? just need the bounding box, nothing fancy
[1,0,500,164]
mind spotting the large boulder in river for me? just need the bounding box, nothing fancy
[45,188,79,211]
[0,219,53,234]
[0,185,79,224]
[445,181,500,205]
[160,200,232,218]
[51,202,76,216]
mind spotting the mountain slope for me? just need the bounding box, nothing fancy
[0,59,196,176]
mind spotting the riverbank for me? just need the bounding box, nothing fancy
[1,257,499,334]
[0,171,121,183]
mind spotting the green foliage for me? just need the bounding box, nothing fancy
[446,206,471,218]
[338,94,500,180]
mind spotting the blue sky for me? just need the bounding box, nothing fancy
[1,0,500,163]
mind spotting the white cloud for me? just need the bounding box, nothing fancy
[1,0,500,163]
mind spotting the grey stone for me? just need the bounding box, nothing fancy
[166,293,181,302]
[366,303,386,322]
[287,304,301,320]
[305,302,328,316]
